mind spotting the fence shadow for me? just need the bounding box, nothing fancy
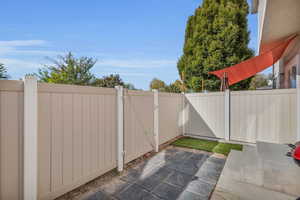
[184,95,218,139]
[113,148,225,200]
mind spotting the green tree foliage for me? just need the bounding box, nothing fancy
[92,74,136,89]
[37,52,96,85]
[150,78,183,93]
[124,83,136,90]
[150,78,167,91]
[177,0,254,91]
[93,74,124,88]
[165,80,183,93]
[0,63,8,79]
[249,74,269,90]
[37,52,136,89]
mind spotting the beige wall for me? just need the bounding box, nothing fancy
[230,89,297,143]
[185,92,225,139]
[37,83,117,200]
[259,0,300,46]
[158,93,183,144]
[284,54,299,88]
[0,80,24,200]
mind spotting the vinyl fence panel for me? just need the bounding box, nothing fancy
[124,90,154,163]
[0,80,24,200]
[158,92,183,144]
[37,83,117,200]
[185,92,225,139]
[230,89,297,143]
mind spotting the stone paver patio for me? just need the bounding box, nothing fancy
[86,147,226,200]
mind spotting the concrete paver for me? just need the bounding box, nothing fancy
[86,147,226,200]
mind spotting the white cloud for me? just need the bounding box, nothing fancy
[0,40,53,78]
[0,40,60,57]
[0,40,176,83]
[96,59,176,69]
[8,49,63,56]
[101,71,150,77]
[0,58,42,70]
[0,40,47,47]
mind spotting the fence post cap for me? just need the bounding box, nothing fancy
[115,85,124,90]
[23,75,37,81]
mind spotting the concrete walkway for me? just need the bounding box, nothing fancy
[211,142,300,200]
[86,147,226,200]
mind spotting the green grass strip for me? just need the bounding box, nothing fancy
[172,137,243,156]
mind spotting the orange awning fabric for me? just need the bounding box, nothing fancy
[209,35,297,86]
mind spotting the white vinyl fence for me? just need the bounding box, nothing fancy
[184,89,297,144]
[0,78,298,200]
[0,79,183,200]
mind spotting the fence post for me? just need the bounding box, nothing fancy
[23,75,38,200]
[115,86,124,172]
[182,92,186,136]
[224,89,230,141]
[153,89,159,152]
[297,55,300,141]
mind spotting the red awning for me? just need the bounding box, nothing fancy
[209,35,297,86]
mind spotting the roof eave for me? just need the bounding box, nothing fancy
[251,0,259,14]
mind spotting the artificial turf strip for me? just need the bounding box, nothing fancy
[172,137,243,156]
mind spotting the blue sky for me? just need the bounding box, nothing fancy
[0,0,257,89]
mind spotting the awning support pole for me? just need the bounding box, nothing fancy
[220,72,229,91]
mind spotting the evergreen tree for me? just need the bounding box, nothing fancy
[0,63,8,79]
[177,0,254,91]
